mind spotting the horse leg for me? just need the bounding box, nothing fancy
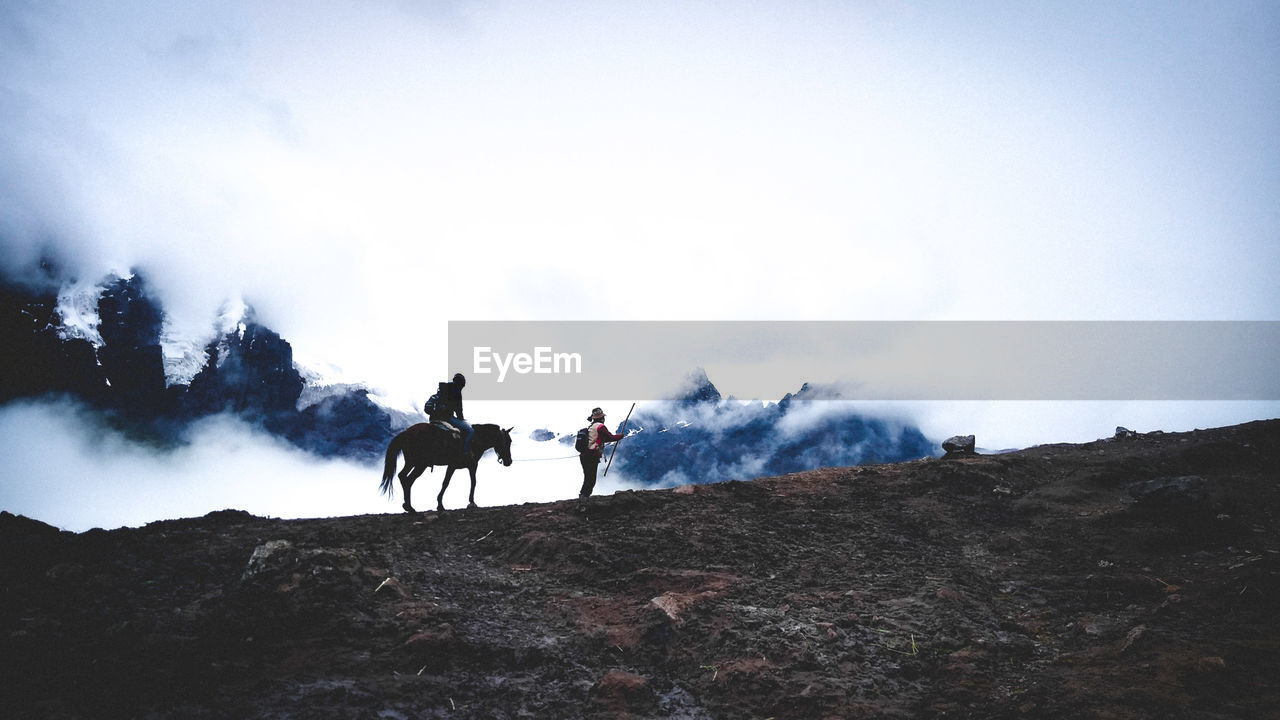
[400,464,427,513]
[437,467,456,512]
[467,464,479,508]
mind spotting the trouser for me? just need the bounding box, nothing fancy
[579,453,600,497]
[445,417,474,453]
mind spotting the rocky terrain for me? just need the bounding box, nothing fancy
[2,419,1278,719]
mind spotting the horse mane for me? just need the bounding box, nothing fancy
[470,423,502,439]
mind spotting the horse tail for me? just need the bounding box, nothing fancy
[380,431,404,497]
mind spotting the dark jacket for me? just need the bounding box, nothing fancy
[427,381,465,422]
[443,382,464,420]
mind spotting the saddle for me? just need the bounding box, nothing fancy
[428,421,468,465]
[431,421,462,438]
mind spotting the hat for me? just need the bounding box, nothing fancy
[589,407,605,421]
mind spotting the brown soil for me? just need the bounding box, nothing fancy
[3,420,1278,719]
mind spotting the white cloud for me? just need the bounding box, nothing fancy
[5,4,1275,329]
[0,398,651,531]
[0,400,381,531]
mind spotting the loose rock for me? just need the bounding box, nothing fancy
[942,434,976,456]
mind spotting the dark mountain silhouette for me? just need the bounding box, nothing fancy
[186,321,304,418]
[612,371,936,486]
[0,267,111,407]
[0,270,395,461]
[673,366,722,406]
[95,275,169,417]
[2,269,933,476]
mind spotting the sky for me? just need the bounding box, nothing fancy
[1,1,1278,528]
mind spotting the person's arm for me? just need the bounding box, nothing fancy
[452,385,464,420]
[599,425,625,443]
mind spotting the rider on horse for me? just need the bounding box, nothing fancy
[426,372,473,457]
[382,421,514,512]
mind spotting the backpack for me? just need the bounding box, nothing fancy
[423,382,448,416]
[574,426,592,454]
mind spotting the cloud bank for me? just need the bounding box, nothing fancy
[3,2,1278,405]
[0,397,651,531]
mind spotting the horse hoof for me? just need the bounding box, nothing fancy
[467,502,478,509]
[402,503,416,513]
[437,505,446,512]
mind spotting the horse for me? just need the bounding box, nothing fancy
[380,422,513,512]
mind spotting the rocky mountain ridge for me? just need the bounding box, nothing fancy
[2,269,937,481]
[588,370,936,486]
[1,270,399,462]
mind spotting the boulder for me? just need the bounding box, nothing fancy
[942,435,976,456]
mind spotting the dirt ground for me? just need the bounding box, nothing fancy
[3,420,1278,719]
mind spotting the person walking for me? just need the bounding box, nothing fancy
[579,406,624,498]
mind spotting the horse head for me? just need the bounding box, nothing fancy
[494,426,514,466]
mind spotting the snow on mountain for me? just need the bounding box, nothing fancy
[160,328,209,387]
[207,298,252,374]
[162,296,249,386]
[217,296,249,335]
[53,279,107,346]
[295,362,368,410]
[365,393,425,431]
[612,376,937,486]
[294,359,421,430]
[52,278,253,388]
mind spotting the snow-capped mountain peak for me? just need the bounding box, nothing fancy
[218,296,249,336]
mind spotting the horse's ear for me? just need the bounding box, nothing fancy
[504,426,513,434]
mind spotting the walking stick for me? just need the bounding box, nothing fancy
[602,402,635,477]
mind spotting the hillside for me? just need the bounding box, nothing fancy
[2,420,1278,719]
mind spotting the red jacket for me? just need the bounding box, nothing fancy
[587,422,624,458]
